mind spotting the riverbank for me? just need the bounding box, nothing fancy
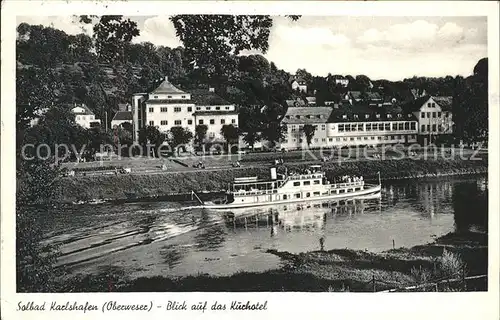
[54,158,488,203]
[54,231,487,292]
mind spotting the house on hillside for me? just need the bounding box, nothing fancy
[132,77,238,145]
[111,109,133,128]
[402,95,453,144]
[285,98,307,108]
[334,76,349,87]
[290,76,308,93]
[72,103,101,128]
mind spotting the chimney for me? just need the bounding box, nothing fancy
[209,87,215,92]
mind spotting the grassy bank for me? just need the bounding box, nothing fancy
[54,158,487,203]
[53,231,487,292]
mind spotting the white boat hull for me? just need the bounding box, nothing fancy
[202,184,381,210]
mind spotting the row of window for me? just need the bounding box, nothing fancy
[421,111,450,118]
[149,118,237,126]
[292,180,322,187]
[338,122,416,132]
[153,95,187,99]
[283,134,417,144]
[148,106,232,113]
[287,113,411,121]
[421,124,447,132]
[283,187,361,200]
[76,115,94,120]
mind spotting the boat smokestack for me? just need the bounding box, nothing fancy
[270,167,277,180]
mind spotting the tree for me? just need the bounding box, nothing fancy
[301,124,317,147]
[92,15,140,64]
[220,124,241,152]
[170,15,299,84]
[195,124,208,148]
[242,131,262,150]
[169,126,194,155]
[261,122,287,147]
[138,125,167,157]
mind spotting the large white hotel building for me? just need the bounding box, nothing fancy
[131,77,238,144]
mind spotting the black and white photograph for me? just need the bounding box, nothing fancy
[2,1,499,318]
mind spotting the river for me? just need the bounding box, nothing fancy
[41,175,488,279]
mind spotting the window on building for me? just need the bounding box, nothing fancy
[321,124,326,130]
[343,138,348,141]
[313,180,320,185]
[216,107,220,110]
[427,125,430,131]
[350,137,354,141]
[293,182,300,186]
[174,107,181,112]
[196,106,201,110]
[366,123,372,131]
[411,122,416,130]
[345,124,351,132]
[421,112,425,118]
[438,125,443,132]
[160,107,167,112]
[225,106,230,110]
[294,193,301,198]
[392,123,398,130]
[149,107,154,113]
[291,125,296,132]
[387,114,392,118]
[168,95,172,98]
[296,115,301,119]
[329,138,333,142]
[314,138,318,143]
[336,138,340,141]
[154,95,158,99]
[357,124,364,131]
[432,124,437,132]
[364,136,368,140]
[303,181,311,186]
[438,112,442,117]
[206,107,211,111]
[397,114,402,118]
[76,116,80,120]
[174,120,181,126]
[421,124,425,132]
[338,124,345,132]
[371,137,375,140]
[231,119,236,124]
[160,120,168,125]
[427,112,431,118]
[357,137,361,140]
[384,123,390,131]
[350,124,357,132]
[221,119,225,124]
[149,121,154,126]
[187,107,192,112]
[405,122,410,130]
[188,120,193,125]
[390,135,394,140]
[376,114,381,119]
[210,119,215,125]
[427,102,431,107]
[181,95,186,98]
[432,112,436,118]
[342,115,347,119]
[199,120,204,125]
[378,123,384,131]
[398,123,404,130]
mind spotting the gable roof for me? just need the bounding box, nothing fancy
[349,91,362,100]
[188,89,232,105]
[71,103,94,115]
[328,104,417,123]
[112,111,133,121]
[151,77,187,95]
[433,96,453,111]
[283,106,333,124]
[366,91,382,100]
[402,95,431,112]
[285,99,306,108]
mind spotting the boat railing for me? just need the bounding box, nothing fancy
[331,181,364,188]
[288,173,324,180]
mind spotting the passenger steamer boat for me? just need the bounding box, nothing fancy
[193,165,381,210]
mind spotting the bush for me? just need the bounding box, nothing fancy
[439,249,467,278]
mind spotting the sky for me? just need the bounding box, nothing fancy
[17,15,488,81]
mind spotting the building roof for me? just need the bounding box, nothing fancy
[146,99,195,105]
[433,96,453,111]
[349,91,362,100]
[401,95,431,112]
[328,104,417,123]
[283,106,333,124]
[112,111,133,121]
[151,77,187,95]
[188,89,232,106]
[71,103,94,115]
[285,99,306,108]
[305,97,316,104]
[366,91,382,100]
[118,103,130,111]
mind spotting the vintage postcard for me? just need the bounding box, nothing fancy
[1,1,499,319]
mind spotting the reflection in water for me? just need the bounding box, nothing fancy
[42,176,487,278]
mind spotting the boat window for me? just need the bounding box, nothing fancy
[339,189,345,193]
[306,192,311,197]
[293,182,300,186]
[283,195,287,200]
[322,191,329,195]
[313,180,320,185]
[303,181,311,186]
[355,187,361,191]
[294,193,301,198]
[313,191,320,196]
